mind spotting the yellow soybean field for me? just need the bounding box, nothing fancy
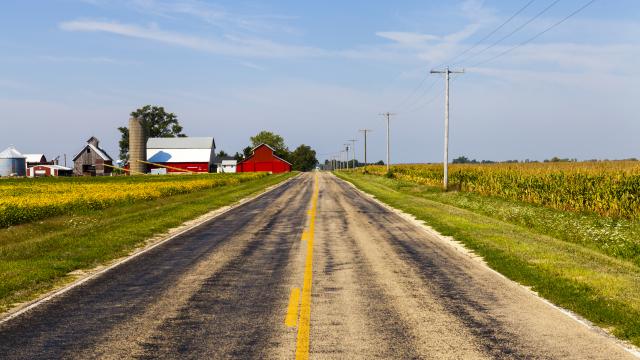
[0,173,269,228]
[359,161,640,219]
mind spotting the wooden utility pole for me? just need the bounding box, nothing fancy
[430,67,464,191]
[343,144,350,170]
[359,129,372,166]
[346,139,357,168]
[379,112,395,172]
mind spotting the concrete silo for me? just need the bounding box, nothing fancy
[0,146,27,177]
[128,117,147,174]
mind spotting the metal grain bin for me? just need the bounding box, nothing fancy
[0,146,27,177]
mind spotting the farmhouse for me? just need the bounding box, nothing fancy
[237,144,291,173]
[219,160,237,173]
[72,137,114,176]
[147,137,216,173]
[27,165,73,177]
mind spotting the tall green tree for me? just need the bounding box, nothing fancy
[290,144,318,172]
[249,131,289,159]
[118,105,186,161]
[242,146,253,159]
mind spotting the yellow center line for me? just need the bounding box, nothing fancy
[285,288,301,327]
[294,173,319,360]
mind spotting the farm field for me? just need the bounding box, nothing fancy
[360,161,640,219]
[336,168,640,347]
[2,172,636,358]
[0,173,270,228]
[0,172,294,314]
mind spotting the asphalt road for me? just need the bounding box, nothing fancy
[0,172,635,359]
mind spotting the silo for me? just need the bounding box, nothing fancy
[0,146,27,177]
[128,117,147,174]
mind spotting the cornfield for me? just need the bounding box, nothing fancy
[357,161,640,219]
[0,173,269,228]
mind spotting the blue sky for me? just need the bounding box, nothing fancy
[1,0,639,164]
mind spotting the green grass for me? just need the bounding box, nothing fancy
[0,173,295,314]
[336,171,640,347]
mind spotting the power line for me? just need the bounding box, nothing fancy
[403,91,442,115]
[471,0,597,67]
[456,0,562,66]
[390,75,430,111]
[399,78,438,112]
[445,0,539,67]
[399,0,542,114]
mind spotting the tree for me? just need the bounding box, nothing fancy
[118,105,186,161]
[289,144,317,172]
[453,156,472,164]
[249,131,289,159]
[217,150,229,157]
[233,152,244,161]
[242,146,253,159]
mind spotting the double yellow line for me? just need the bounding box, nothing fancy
[285,173,319,360]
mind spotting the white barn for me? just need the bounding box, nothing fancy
[146,137,216,173]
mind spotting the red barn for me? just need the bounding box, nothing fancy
[27,165,73,177]
[237,144,291,173]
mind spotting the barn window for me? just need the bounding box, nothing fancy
[86,148,90,154]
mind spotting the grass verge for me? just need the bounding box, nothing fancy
[336,171,640,347]
[0,172,295,314]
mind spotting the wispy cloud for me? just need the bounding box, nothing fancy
[239,61,265,70]
[84,0,299,34]
[60,19,325,58]
[374,0,496,65]
[375,32,440,46]
[41,55,139,65]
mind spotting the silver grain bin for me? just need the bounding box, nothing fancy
[0,146,27,177]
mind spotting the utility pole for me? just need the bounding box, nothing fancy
[430,67,464,191]
[379,112,395,172]
[347,139,357,168]
[344,144,351,170]
[359,129,371,166]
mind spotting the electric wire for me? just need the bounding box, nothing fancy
[390,74,430,111]
[444,0,539,68]
[455,0,562,66]
[399,78,438,112]
[471,0,597,67]
[403,1,540,114]
[403,91,442,114]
